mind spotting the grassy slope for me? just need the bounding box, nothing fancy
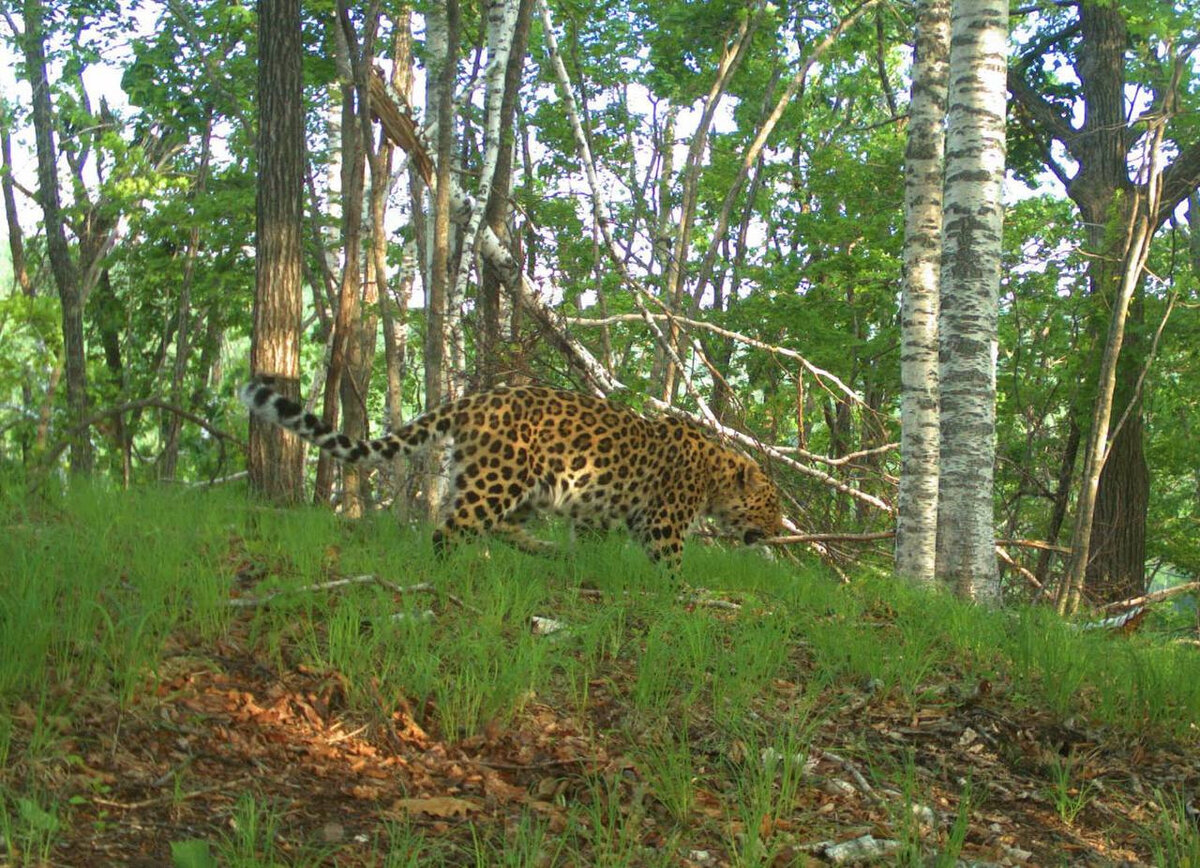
[1,484,1198,866]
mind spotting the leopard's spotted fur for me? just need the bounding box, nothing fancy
[239,378,782,572]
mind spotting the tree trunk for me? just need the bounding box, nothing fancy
[658,13,757,402]
[1034,418,1080,586]
[334,0,378,518]
[934,0,1007,603]
[248,0,306,503]
[376,17,414,432]
[895,0,949,585]
[1059,183,1158,613]
[161,108,214,481]
[92,271,132,485]
[22,0,94,474]
[478,0,534,388]
[1088,399,1148,599]
[1,112,31,296]
[2,109,36,465]
[423,0,460,409]
[1007,0,1200,609]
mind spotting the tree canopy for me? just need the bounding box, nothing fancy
[1,0,1198,605]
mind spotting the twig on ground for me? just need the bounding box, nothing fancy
[690,597,743,611]
[228,574,380,606]
[94,774,257,811]
[812,748,884,805]
[228,574,480,614]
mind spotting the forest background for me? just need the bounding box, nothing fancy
[1,0,1199,609]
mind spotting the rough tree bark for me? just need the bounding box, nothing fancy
[247,0,306,503]
[934,0,1007,603]
[895,0,949,585]
[376,19,415,431]
[22,0,93,473]
[1008,0,1200,606]
[313,1,374,515]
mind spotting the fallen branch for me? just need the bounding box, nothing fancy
[228,574,381,606]
[566,312,864,406]
[995,538,1071,554]
[94,774,257,811]
[772,531,894,544]
[652,401,894,515]
[995,545,1044,590]
[229,574,479,614]
[369,67,620,397]
[811,748,883,806]
[189,471,248,488]
[1097,581,1200,614]
[774,440,898,467]
[1075,606,1147,633]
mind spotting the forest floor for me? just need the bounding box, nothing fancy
[3,489,1199,866]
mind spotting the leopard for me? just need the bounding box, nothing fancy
[239,377,782,574]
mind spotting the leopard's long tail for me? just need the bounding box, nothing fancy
[239,377,415,465]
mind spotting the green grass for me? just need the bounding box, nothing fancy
[1,483,1198,864]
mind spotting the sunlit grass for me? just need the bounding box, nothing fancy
[2,484,1199,863]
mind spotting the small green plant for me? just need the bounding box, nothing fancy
[217,791,284,867]
[0,791,61,866]
[936,778,973,867]
[573,775,646,867]
[1145,788,1200,867]
[377,816,428,867]
[631,623,686,714]
[171,838,219,868]
[1045,753,1097,826]
[727,728,808,866]
[638,728,698,824]
[472,809,566,868]
[889,750,928,865]
[0,714,12,771]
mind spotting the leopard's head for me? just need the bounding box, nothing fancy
[712,459,782,545]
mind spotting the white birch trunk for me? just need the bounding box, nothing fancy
[422,0,453,403]
[934,0,1007,603]
[896,0,949,584]
[450,0,519,304]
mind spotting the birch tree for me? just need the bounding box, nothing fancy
[422,0,459,408]
[895,0,949,585]
[934,0,1007,602]
[477,0,534,386]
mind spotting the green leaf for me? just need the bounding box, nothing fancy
[171,838,219,868]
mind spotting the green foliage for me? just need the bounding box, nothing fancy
[1,0,1198,620]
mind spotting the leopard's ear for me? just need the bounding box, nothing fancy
[737,462,771,491]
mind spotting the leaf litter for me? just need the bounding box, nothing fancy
[5,581,1199,866]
